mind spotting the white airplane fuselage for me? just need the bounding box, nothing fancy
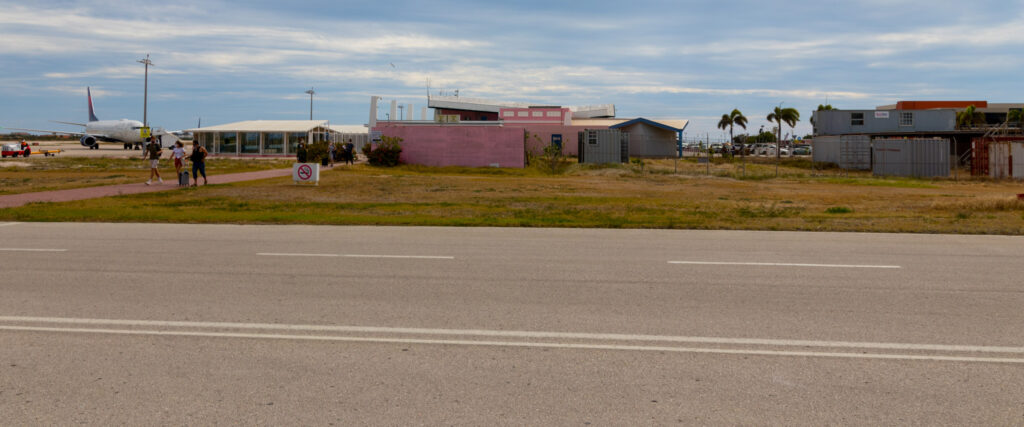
[85,119,146,143]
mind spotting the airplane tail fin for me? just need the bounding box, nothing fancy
[87,87,99,122]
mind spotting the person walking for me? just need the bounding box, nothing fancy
[189,140,208,186]
[143,137,163,185]
[171,141,186,180]
[328,142,336,167]
[296,142,307,163]
[345,139,355,165]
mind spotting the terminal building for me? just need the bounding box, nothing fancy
[187,120,368,156]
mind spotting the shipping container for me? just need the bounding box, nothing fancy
[577,129,628,164]
[812,135,839,164]
[872,138,950,178]
[987,141,1024,179]
[839,135,871,170]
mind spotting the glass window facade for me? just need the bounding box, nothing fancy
[241,132,260,154]
[264,133,284,154]
[219,132,237,154]
[287,132,307,154]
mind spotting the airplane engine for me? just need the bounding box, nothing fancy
[80,135,97,148]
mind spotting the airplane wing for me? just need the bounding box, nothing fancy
[1,126,114,141]
[1,126,87,137]
[51,120,87,127]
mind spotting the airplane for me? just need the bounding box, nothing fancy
[3,87,182,150]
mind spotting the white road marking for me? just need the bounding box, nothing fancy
[669,261,901,269]
[0,222,19,227]
[0,248,67,252]
[2,325,1023,364]
[257,253,454,259]
[1,316,1020,354]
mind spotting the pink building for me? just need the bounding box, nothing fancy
[368,96,688,167]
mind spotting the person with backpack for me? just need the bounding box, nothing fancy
[189,140,208,186]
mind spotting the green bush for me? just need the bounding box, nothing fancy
[362,135,403,167]
[825,206,853,214]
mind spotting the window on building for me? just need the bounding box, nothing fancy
[287,132,307,154]
[219,132,237,154]
[264,133,283,154]
[851,112,864,126]
[588,132,598,145]
[517,111,529,117]
[899,112,914,126]
[532,111,543,117]
[503,111,514,117]
[241,132,260,154]
[546,111,561,117]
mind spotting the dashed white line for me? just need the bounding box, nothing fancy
[2,325,1022,364]
[0,248,67,252]
[257,253,454,259]
[669,261,901,269]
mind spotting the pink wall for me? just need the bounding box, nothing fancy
[507,123,612,156]
[374,124,525,168]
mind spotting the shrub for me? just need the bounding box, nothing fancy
[361,136,403,167]
[825,206,853,214]
[305,140,329,163]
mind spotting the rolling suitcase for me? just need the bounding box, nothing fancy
[179,170,189,187]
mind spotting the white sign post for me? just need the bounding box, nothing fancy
[292,163,320,185]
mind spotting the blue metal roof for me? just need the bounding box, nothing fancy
[609,118,688,133]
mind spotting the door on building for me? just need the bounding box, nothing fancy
[551,134,562,150]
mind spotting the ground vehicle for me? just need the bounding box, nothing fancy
[1,143,62,158]
[792,145,811,155]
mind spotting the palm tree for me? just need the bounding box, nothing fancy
[1007,109,1023,130]
[956,105,985,130]
[717,109,748,155]
[767,106,800,176]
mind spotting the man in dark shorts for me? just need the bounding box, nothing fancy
[189,140,208,186]
[143,137,162,185]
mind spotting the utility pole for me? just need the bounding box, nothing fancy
[305,88,315,120]
[137,54,153,127]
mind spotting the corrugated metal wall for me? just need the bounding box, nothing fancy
[839,135,871,170]
[987,141,1024,179]
[872,138,950,178]
[578,129,627,164]
[812,136,840,164]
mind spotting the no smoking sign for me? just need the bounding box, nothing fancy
[292,163,319,184]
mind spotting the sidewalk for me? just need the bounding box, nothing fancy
[0,168,293,209]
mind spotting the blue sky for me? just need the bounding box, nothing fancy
[1,0,1022,139]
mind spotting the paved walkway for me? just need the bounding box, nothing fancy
[0,168,293,209]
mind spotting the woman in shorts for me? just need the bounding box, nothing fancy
[172,141,186,178]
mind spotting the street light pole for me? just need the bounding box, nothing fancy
[305,88,315,120]
[137,54,153,127]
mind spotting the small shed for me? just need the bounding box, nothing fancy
[610,118,688,158]
[577,129,628,164]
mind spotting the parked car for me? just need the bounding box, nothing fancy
[792,145,811,156]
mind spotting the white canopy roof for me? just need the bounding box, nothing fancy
[187,120,331,133]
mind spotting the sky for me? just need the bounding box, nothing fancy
[1,0,1022,140]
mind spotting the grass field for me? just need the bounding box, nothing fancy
[0,157,293,195]
[1,156,1022,234]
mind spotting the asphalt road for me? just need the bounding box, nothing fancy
[1,222,1022,424]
